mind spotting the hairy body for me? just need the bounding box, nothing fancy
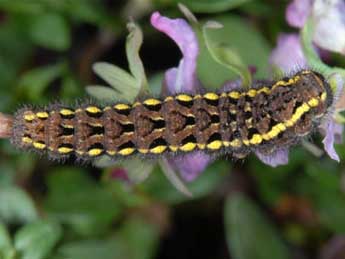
[11,70,333,161]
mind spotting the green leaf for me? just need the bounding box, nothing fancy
[44,167,122,236]
[14,220,62,259]
[225,194,290,259]
[117,217,159,259]
[173,0,252,13]
[125,159,155,184]
[92,62,139,102]
[202,21,252,88]
[197,15,270,89]
[0,222,15,259]
[30,13,71,51]
[86,85,120,103]
[18,63,64,101]
[126,22,148,93]
[0,186,38,224]
[55,238,120,259]
[144,160,229,204]
[55,217,159,259]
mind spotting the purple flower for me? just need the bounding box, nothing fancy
[286,0,312,28]
[286,0,345,54]
[269,33,307,73]
[151,12,211,181]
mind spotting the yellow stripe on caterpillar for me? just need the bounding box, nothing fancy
[33,142,46,149]
[150,145,167,154]
[88,148,103,156]
[86,106,101,114]
[36,112,49,119]
[58,147,74,154]
[60,109,75,116]
[118,148,135,156]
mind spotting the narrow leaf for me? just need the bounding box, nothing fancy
[159,158,192,197]
[92,62,138,102]
[0,222,15,259]
[0,186,38,224]
[14,220,62,259]
[126,22,148,92]
[202,21,252,88]
[225,194,290,259]
[86,85,120,102]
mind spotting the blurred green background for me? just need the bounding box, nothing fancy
[0,0,345,259]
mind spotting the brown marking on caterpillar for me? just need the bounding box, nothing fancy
[10,70,333,161]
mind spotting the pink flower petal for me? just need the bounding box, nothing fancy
[286,0,313,28]
[151,12,199,93]
[168,152,212,182]
[312,0,345,55]
[255,148,289,167]
[321,119,340,162]
[269,33,308,73]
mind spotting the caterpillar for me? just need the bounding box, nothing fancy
[9,69,332,161]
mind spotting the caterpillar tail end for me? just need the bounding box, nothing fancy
[0,112,13,139]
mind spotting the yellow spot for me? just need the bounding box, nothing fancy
[24,114,35,121]
[60,109,75,116]
[247,89,257,97]
[62,124,74,129]
[197,143,206,149]
[118,148,135,156]
[321,92,327,101]
[176,94,192,102]
[223,141,230,147]
[138,149,149,154]
[144,98,161,106]
[308,98,319,107]
[220,92,228,98]
[103,106,111,111]
[194,94,202,99]
[22,137,32,144]
[169,145,178,152]
[242,139,250,146]
[164,96,174,102]
[204,92,219,100]
[180,142,196,152]
[230,139,241,148]
[229,92,240,99]
[132,102,141,107]
[150,145,167,154]
[75,108,83,113]
[207,140,222,150]
[244,105,251,112]
[58,147,74,154]
[114,103,130,110]
[86,106,101,114]
[106,150,116,156]
[88,148,103,156]
[249,134,263,145]
[36,112,49,119]
[33,142,46,149]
